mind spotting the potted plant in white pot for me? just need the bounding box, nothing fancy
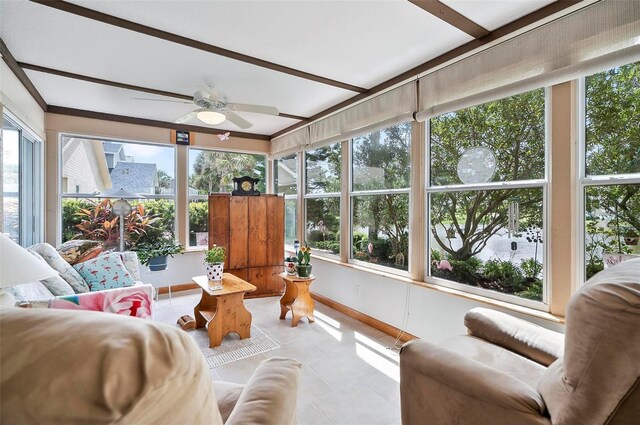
[205,245,226,281]
[284,256,298,275]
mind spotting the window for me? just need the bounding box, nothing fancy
[187,149,267,247]
[581,62,640,280]
[427,89,547,304]
[2,114,43,246]
[350,122,411,271]
[304,143,341,256]
[274,153,298,246]
[60,136,176,250]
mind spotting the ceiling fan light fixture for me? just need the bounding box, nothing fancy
[197,110,226,125]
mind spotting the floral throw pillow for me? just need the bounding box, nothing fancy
[27,250,75,296]
[56,240,103,265]
[73,253,136,292]
[29,243,90,293]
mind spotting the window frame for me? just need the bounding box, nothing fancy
[57,133,178,246]
[273,153,299,249]
[577,75,640,285]
[186,146,268,249]
[348,122,412,276]
[303,146,342,260]
[2,111,44,246]
[424,88,551,311]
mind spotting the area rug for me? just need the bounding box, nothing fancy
[171,323,280,368]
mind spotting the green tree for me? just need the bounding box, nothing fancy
[584,62,640,248]
[430,89,545,260]
[155,169,173,194]
[189,151,266,194]
[351,123,411,268]
[305,143,342,250]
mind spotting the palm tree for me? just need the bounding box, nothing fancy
[190,152,260,194]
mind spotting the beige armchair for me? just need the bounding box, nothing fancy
[400,258,640,425]
[0,308,301,425]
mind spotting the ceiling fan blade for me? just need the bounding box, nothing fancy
[131,97,192,104]
[175,110,198,124]
[223,111,252,129]
[228,103,279,116]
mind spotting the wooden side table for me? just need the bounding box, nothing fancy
[279,273,316,327]
[191,274,257,347]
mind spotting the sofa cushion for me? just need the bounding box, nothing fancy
[73,253,136,291]
[100,251,141,282]
[56,240,103,265]
[0,308,223,425]
[29,243,89,293]
[26,250,75,296]
[6,281,54,304]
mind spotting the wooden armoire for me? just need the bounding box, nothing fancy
[208,194,285,297]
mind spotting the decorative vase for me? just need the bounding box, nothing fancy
[285,260,298,275]
[206,262,224,281]
[297,264,312,278]
[148,255,168,271]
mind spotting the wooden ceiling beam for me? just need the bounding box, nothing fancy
[29,0,367,94]
[0,38,48,111]
[408,0,489,39]
[271,0,584,139]
[47,105,271,140]
[18,62,307,121]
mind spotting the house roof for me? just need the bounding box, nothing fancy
[110,162,157,195]
[102,142,123,154]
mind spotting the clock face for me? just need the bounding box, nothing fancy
[241,181,253,191]
[456,147,496,184]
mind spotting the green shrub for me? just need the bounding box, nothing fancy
[448,257,482,284]
[516,279,543,301]
[371,239,392,260]
[520,258,542,280]
[312,240,340,254]
[61,198,93,242]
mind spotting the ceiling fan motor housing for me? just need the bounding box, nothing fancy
[193,91,226,110]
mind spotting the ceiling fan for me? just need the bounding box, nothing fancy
[133,86,279,129]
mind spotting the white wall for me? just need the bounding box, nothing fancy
[311,258,565,343]
[0,62,45,139]
[147,251,564,341]
[139,250,206,288]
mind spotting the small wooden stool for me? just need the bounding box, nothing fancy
[279,273,316,327]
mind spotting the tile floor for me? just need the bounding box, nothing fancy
[154,291,403,425]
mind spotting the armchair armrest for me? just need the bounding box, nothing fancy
[400,339,550,425]
[464,307,564,366]
[225,357,301,425]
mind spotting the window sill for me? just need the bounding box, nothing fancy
[312,255,566,325]
[184,247,208,253]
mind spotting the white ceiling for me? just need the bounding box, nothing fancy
[1,0,560,137]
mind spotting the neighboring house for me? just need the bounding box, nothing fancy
[62,138,112,194]
[103,142,131,171]
[110,162,158,195]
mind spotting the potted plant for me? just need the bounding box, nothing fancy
[296,246,312,278]
[205,245,226,281]
[135,238,184,271]
[284,256,298,276]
